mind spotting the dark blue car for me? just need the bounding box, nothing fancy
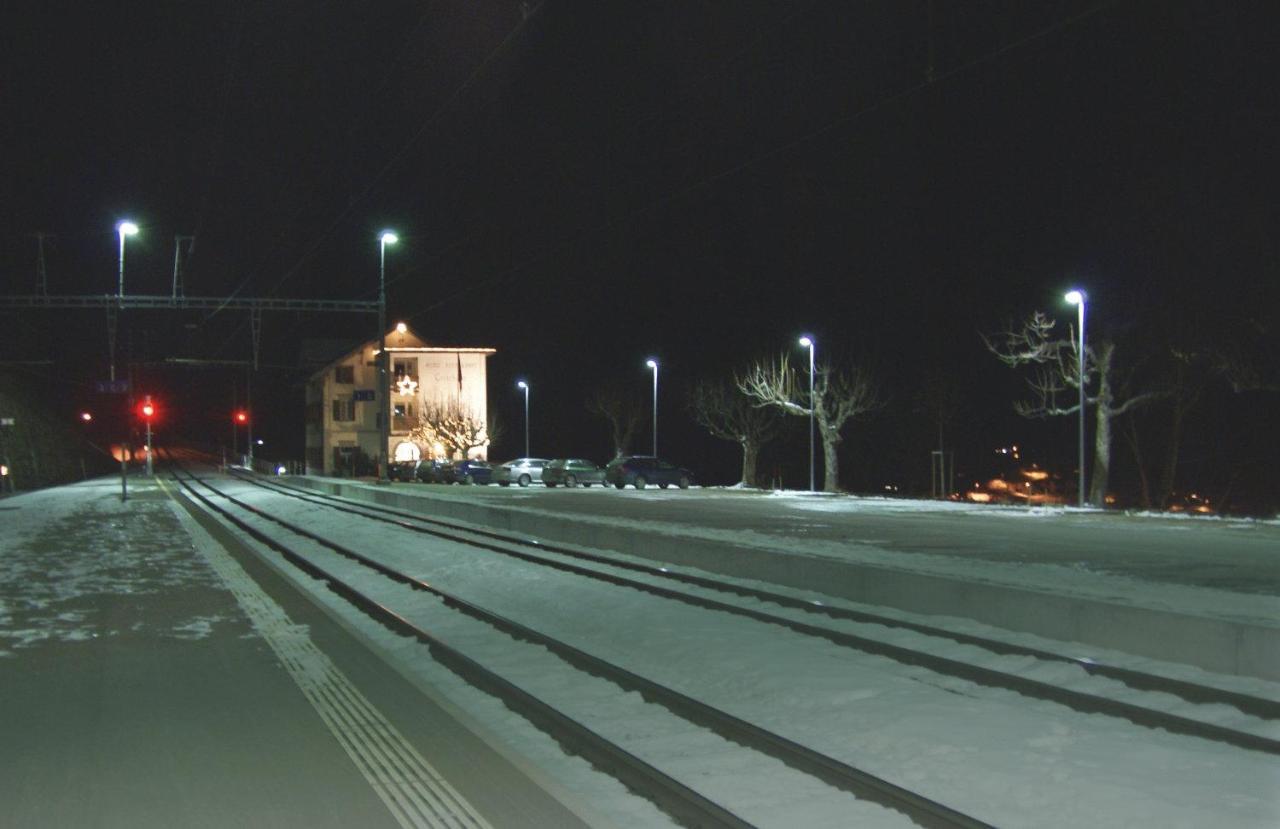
[446,459,493,485]
[604,456,694,490]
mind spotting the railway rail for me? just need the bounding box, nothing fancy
[169,460,993,828]
[224,466,1280,756]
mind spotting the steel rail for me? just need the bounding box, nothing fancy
[232,469,1280,755]
[168,467,756,829]
[177,464,994,829]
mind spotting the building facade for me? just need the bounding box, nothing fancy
[304,325,495,475]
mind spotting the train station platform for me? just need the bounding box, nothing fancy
[293,476,1280,685]
[0,476,597,829]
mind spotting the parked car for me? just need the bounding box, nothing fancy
[493,458,550,487]
[387,460,418,482]
[542,458,606,488]
[414,459,451,484]
[445,459,493,485]
[604,456,694,490]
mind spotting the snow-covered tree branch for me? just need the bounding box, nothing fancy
[736,352,882,492]
[687,379,781,487]
[410,397,495,459]
[985,311,1160,505]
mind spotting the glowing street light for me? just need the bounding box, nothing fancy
[116,220,138,299]
[112,220,139,382]
[645,359,658,456]
[516,380,530,457]
[799,335,816,492]
[377,230,398,483]
[1065,289,1087,507]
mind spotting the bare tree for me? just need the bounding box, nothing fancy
[586,384,643,458]
[984,311,1160,506]
[687,379,781,487]
[411,397,498,459]
[736,353,882,492]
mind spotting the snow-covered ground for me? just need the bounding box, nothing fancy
[213,476,1280,827]
[4,475,1278,827]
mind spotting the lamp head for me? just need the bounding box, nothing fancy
[1064,289,1085,305]
[379,231,398,246]
[516,380,527,390]
[117,221,139,237]
[646,359,658,370]
[799,335,813,348]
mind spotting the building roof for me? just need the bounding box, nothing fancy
[305,324,495,380]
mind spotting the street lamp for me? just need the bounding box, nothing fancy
[516,380,530,457]
[112,220,139,382]
[116,220,138,299]
[799,336,816,492]
[646,359,658,456]
[377,230,398,483]
[1065,289,1087,508]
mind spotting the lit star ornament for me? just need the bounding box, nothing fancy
[395,375,418,396]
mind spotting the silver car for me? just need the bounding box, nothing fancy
[493,457,550,487]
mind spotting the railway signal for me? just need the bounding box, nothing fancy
[138,395,156,475]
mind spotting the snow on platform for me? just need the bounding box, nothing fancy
[298,477,1280,682]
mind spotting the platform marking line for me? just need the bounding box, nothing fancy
[163,480,493,829]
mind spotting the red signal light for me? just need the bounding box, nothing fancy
[138,397,157,422]
[234,410,249,424]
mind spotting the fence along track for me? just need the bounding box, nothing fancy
[231,469,1280,755]
[175,463,994,829]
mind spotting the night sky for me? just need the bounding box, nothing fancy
[2,1,1277,504]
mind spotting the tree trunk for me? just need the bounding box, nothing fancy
[1124,416,1152,509]
[1084,343,1117,508]
[820,426,841,492]
[1089,398,1112,507]
[1156,396,1186,508]
[740,440,760,487]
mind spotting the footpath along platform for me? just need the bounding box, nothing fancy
[0,476,595,829]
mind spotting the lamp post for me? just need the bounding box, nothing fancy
[517,381,530,457]
[377,231,398,483]
[116,220,138,299]
[646,359,658,456]
[799,336,816,492]
[113,221,138,381]
[1065,289,1087,507]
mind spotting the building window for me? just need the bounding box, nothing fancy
[335,365,354,384]
[393,359,417,382]
[332,399,356,422]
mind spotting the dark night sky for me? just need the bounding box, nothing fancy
[2,1,1277,502]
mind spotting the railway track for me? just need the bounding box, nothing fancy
[169,461,993,828]
[225,466,1280,756]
